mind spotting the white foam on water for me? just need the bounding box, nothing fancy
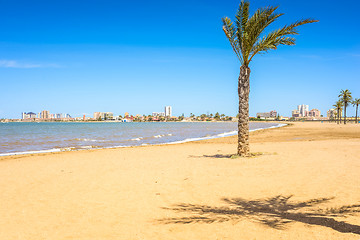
[131,137,143,141]
[77,138,107,142]
[0,148,61,156]
[80,146,93,149]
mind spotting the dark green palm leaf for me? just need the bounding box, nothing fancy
[222,0,318,66]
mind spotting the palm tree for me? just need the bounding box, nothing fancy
[338,89,352,124]
[333,100,343,124]
[222,1,318,156]
[352,98,360,124]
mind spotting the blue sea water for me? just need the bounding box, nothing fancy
[0,122,284,156]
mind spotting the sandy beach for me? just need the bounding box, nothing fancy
[1,122,360,239]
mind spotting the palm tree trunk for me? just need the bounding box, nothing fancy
[340,111,342,124]
[237,65,250,156]
[356,105,358,124]
[337,109,339,124]
[344,105,347,125]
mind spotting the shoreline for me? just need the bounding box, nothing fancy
[0,122,287,158]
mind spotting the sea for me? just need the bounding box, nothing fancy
[0,122,285,156]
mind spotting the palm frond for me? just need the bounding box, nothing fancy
[245,6,283,63]
[339,89,353,105]
[249,18,318,61]
[236,0,250,34]
[235,0,250,60]
[222,17,242,63]
[333,101,343,110]
[353,98,360,106]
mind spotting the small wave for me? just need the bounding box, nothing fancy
[76,138,107,142]
[131,137,143,141]
[79,145,93,149]
[216,130,237,137]
[154,134,172,138]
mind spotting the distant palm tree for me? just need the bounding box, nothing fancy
[333,100,343,124]
[222,1,318,156]
[352,98,360,124]
[338,89,353,124]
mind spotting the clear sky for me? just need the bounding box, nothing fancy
[1,0,359,119]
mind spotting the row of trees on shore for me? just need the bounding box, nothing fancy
[107,113,233,122]
[333,89,359,124]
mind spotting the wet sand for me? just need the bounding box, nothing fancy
[1,122,360,239]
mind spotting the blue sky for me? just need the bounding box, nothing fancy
[1,0,359,118]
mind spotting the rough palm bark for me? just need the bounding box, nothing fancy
[352,99,359,124]
[344,106,347,125]
[340,113,342,124]
[237,65,250,156]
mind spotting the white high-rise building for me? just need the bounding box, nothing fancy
[165,106,172,117]
[22,112,37,119]
[297,104,309,117]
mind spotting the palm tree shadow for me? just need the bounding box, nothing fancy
[159,195,360,235]
[189,154,233,159]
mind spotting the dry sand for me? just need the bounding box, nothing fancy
[0,122,360,239]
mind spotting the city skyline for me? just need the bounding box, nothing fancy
[14,102,359,120]
[1,0,359,119]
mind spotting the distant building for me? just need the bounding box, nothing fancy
[279,116,290,121]
[165,106,172,117]
[152,112,165,117]
[28,112,36,118]
[21,112,37,119]
[55,113,63,119]
[94,112,102,120]
[94,112,113,120]
[292,105,322,119]
[41,110,50,119]
[256,110,277,119]
[256,112,271,118]
[297,104,309,117]
[104,112,113,120]
[308,109,321,118]
[327,109,336,119]
[124,112,129,118]
[269,110,277,118]
[292,110,301,118]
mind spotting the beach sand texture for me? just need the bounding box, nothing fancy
[1,122,360,239]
